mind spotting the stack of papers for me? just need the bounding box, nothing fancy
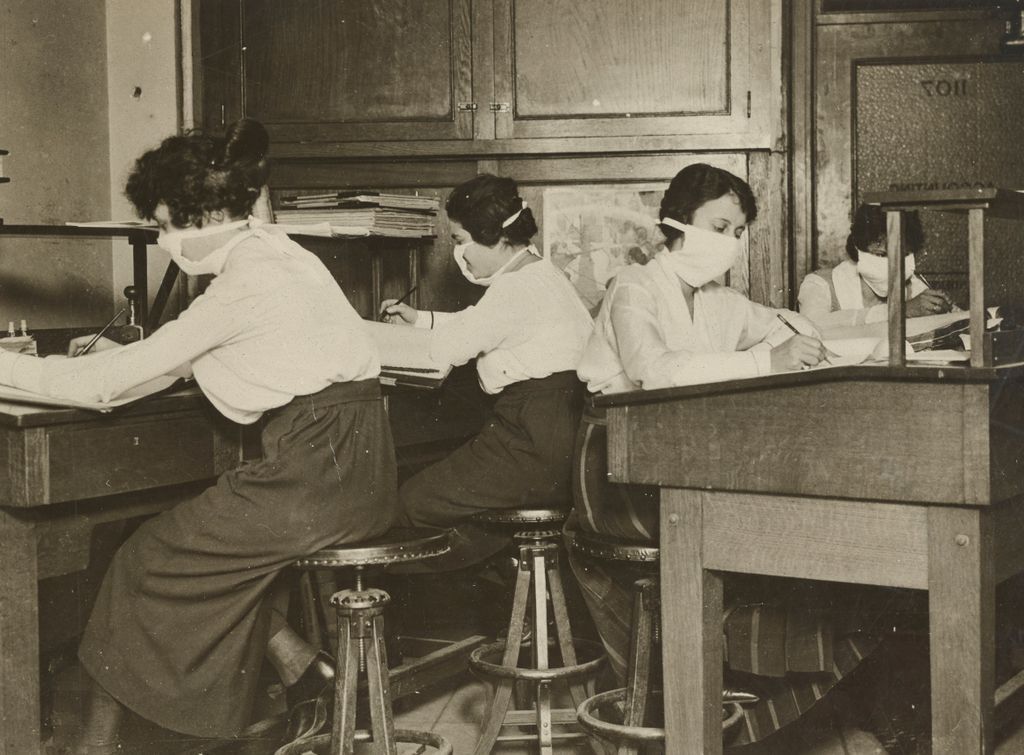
[276,192,439,239]
[363,320,452,389]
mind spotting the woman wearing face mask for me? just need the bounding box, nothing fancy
[798,203,953,334]
[0,119,398,753]
[381,173,593,566]
[568,164,885,746]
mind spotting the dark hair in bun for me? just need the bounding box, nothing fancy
[445,173,537,247]
[126,118,270,228]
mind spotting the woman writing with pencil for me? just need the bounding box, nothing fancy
[0,118,397,753]
[381,173,594,566]
[570,163,885,746]
[798,203,953,334]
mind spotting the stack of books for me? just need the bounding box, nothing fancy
[275,192,439,238]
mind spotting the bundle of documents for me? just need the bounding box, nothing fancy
[275,192,439,239]
[363,320,452,389]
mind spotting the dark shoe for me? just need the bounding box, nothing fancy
[722,686,759,705]
[283,651,334,744]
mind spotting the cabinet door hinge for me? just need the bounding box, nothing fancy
[457,102,478,112]
[746,91,751,118]
[489,102,511,113]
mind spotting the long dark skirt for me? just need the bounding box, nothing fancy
[397,371,583,569]
[79,379,397,738]
[566,402,889,745]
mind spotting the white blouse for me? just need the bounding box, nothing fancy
[416,258,594,394]
[578,251,813,394]
[0,225,379,424]
[798,259,927,333]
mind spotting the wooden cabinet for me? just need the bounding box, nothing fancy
[238,0,474,143]
[490,0,762,141]
[195,0,777,155]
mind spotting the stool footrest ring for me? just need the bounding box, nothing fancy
[275,728,453,755]
[469,638,606,683]
[576,688,744,745]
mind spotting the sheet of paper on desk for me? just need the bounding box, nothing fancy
[363,320,453,388]
[821,311,971,342]
[820,337,882,366]
[904,349,971,363]
[0,374,179,412]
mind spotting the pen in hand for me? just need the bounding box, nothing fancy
[75,307,126,357]
[380,285,418,322]
[776,313,835,365]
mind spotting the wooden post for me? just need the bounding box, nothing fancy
[968,208,986,368]
[928,506,995,754]
[0,510,42,755]
[886,210,906,366]
[660,489,724,754]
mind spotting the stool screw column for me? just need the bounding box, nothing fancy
[332,588,392,755]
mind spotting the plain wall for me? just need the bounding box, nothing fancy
[0,1,180,330]
[106,0,180,318]
[0,0,113,328]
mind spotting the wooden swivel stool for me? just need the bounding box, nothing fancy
[280,527,458,755]
[572,530,747,754]
[468,508,606,755]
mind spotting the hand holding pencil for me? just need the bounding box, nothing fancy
[379,285,419,325]
[67,308,126,357]
[771,313,833,372]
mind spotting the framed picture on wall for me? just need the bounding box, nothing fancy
[542,184,666,314]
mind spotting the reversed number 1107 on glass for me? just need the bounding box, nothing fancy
[919,78,969,97]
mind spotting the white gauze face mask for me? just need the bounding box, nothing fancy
[157,218,250,276]
[659,217,743,287]
[452,201,535,287]
[453,243,534,287]
[856,251,915,298]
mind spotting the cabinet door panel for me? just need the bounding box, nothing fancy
[494,0,752,139]
[241,0,473,142]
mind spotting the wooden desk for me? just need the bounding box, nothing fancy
[0,389,242,755]
[598,364,1024,755]
[0,374,486,754]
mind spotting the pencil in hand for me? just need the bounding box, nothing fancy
[380,285,418,322]
[776,313,836,364]
[74,307,126,357]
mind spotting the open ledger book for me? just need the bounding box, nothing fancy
[819,310,981,364]
[363,320,453,389]
[0,374,181,413]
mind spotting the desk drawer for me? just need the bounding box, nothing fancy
[44,414,229,503]
[0,411,238,506]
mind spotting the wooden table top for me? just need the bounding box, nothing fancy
[594,361,1024,408]
[0,385,210,429]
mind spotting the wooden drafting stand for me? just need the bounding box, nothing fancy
[862,187,1024,368]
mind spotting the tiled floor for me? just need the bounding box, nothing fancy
[41,568,1024,754]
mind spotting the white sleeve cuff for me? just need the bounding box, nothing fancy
[751,349,772,376]
[412,310,432,329]
[0,351,18,385]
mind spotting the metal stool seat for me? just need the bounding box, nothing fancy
[468,507,606,755]
[571,530,749,754]
[280,527,455,755]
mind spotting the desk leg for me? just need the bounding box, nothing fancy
[661,489,724,755]
[0,509,41,755]
[928,506,995,755]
